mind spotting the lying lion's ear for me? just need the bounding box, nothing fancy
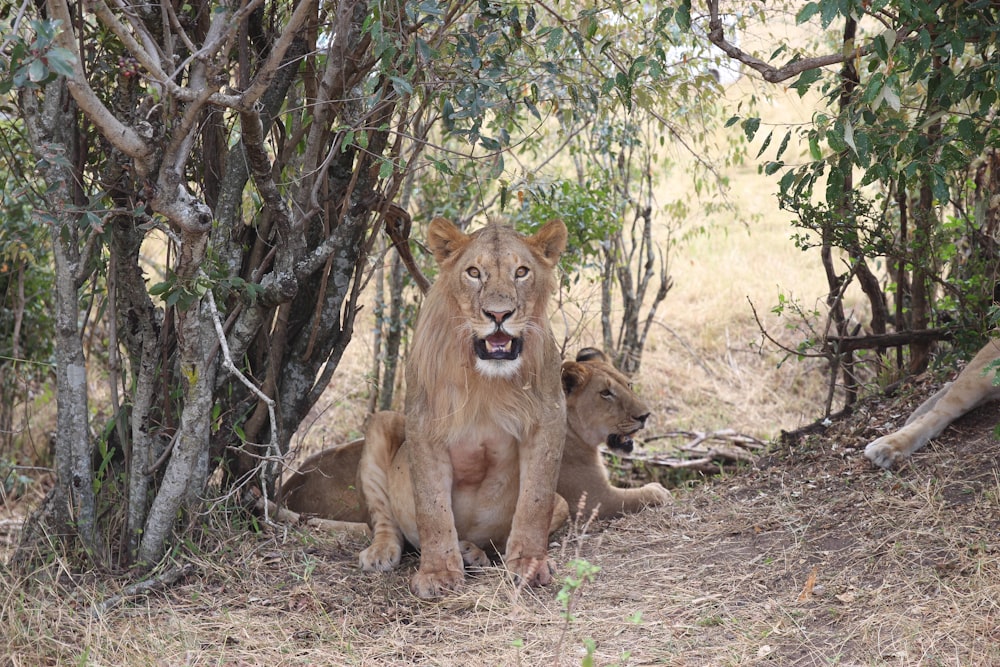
[561,360,590,395]
[427,217,469,264]
[575,347,608,363]
[529,219,568,266]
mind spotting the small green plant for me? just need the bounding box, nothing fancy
[552,558,601,665]
[557,558,601,622]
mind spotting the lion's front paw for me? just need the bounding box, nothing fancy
[410,567,464,599]
[359,539,402,572]
[459,541,491,569]
[507,555,555,588]
[864,435,907,469]
[643,482,672,506]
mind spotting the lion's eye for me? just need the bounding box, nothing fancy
[600,389,615,400]
[515,266,529,278]
[466,267,480,279]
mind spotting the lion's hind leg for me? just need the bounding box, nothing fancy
[865,349,1000,468]
[358,412,406,571]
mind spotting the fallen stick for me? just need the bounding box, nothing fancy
[256,499,371,538]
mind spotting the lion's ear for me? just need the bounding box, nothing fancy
[427,217,469,264]
[575,347,608,364]
[529,219,568,266]
[561,360,590,395]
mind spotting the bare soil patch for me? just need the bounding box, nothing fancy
[4,376,998,666]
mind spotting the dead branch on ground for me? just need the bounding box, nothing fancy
[612,429,766,475]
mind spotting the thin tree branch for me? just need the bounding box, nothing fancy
[705,0,912,84]
[240,0,317,108]
[206,290,281,519]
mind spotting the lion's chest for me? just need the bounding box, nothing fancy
[448,434,519,489]
[447,433,521,546]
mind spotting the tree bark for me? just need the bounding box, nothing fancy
[20,79,105,562]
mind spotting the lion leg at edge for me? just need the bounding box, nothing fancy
[357,412,406,571]
[865,339,1000,468]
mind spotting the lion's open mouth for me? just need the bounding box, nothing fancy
[474,332,523,361]
[606,431,638,454]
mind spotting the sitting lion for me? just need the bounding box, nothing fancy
[277,348,670,531]
[865,338,1000,468]
[358,217,568,599]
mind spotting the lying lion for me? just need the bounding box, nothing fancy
[865,338,1000,468]
[278,348,670,531]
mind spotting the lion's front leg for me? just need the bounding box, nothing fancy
[505,421,565,587]
[408,438,465,599]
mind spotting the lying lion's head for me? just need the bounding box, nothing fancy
[425,218,567,379]
[562,348,651,453]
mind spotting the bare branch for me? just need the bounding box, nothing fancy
[206,290,281,519]
[90,563,195,617]
[826,328,953,353]
[240,0,317,108]
[48,0,152,163]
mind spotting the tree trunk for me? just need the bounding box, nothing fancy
[909,55,944,374]
[20,79,105,562]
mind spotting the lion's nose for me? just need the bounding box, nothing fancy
[635,412,650,426]
[483,309,513,326]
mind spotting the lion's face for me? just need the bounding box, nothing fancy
[427,218,567,379]
[562,348,651,453]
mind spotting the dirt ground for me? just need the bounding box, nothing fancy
[3,373,998,666]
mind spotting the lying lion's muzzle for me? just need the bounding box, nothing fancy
[474,331,523,361]
[606,432,635,453]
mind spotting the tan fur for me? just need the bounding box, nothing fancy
[865,338,1000,468]
[277,438,368,522]
[277,350,668,535]
[359,218,568,598]
[559,349,671,518]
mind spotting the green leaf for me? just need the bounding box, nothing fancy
[775,131,791,160]
[741,117,760,141]
[842,119,857,156]
[808,135,823,161]
[545,27,564,52]
[756,130,773,159]
[819,0,841,28]
[44,47,77,78]
[675,1,691,31]
[615,71,632,109]
[790,68,822,96]
[796,3,820,24]
[415,37,431,63]
[378,158,394,179]
[149,281,171,296]
[389,76,413,96]
[28,59,48,82]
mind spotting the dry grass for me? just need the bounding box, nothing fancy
[3,389,999,666]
